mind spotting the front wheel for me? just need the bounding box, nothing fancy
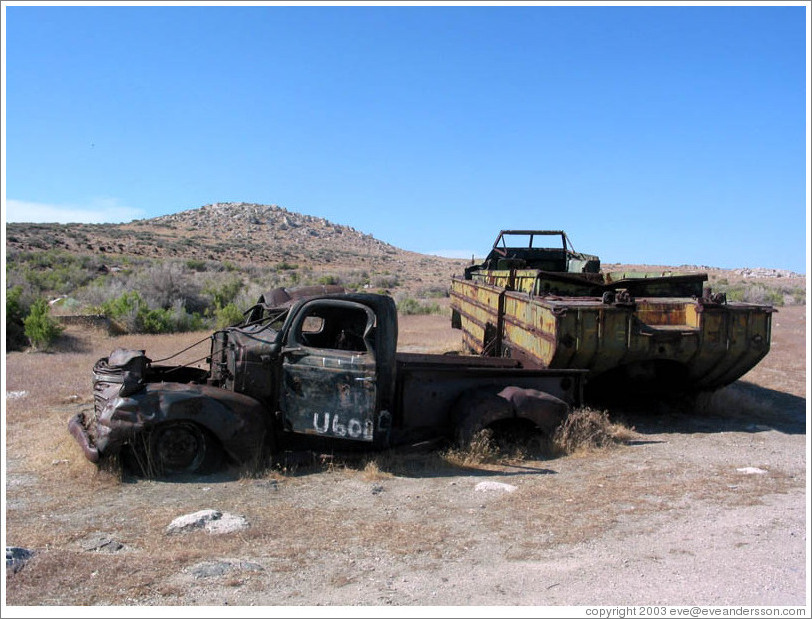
[130,422,223,476]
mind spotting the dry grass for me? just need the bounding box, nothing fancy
[442,406,637,468]
[552,406,637,456]
[357,459,395,481]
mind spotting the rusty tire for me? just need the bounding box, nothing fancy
[148,421,223,476]
[450,387,514,447]
[451,386,570,447]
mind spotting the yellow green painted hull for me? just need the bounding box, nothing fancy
[450,276,773,392]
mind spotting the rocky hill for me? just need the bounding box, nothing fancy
[6,202,469,295]
[5,202,805,305]
[6,202,464,281]
[9,202,404,263]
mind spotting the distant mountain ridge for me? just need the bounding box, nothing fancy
[6,202,403,263]
[5,202,804,297]
[6,202,468,294]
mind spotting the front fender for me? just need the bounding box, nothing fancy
[94,383,268,464]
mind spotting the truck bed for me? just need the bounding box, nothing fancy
[393,351,585,438]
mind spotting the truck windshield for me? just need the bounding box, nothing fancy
[497,231,567,251]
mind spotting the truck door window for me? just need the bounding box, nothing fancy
[293,304,372,353]
[301,316,325,336]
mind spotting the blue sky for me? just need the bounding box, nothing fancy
[3,2,809,273]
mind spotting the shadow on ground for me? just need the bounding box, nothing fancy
[602,380,806,437]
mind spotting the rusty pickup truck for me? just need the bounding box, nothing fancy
[69,286,584,475]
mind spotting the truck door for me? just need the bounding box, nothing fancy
[280,299,378,441]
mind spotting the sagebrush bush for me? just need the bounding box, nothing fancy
[215,303,246,329]
[23,298,64,350]
[203,276,243,310]
[5,285,29,350]
[97,290,206,334]
[396,297,443,315]
[136,261,200,310]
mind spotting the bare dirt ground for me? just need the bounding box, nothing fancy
[3,306,809,614]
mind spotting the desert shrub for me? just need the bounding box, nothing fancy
[714,281,806,307]
[316,275,339,286]
[136,261,200,310]
[416,285,449,298]
[763,290,785,306]
[100,290,143,319]
[171,304,206,332]
[8,249,103,296]
[341,270,371,290]
[722,286,745,302]
[99,290,144,332]
[214,302,245,329]
[185,259,209,272]
[23,298,64,351]
[5,286,29,350]
[76,276,129,309]
[372,274,400,289]
[97,290,205,334]
[232,282,266,311]
[203,276,243,310]
[397,297,443,315]
[138,307,174,334]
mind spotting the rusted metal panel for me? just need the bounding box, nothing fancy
[279,297,382,442]
[451,230,774,394]
[394,360,584,437]
[71,353,268,466]
[457,288,774,392]
[281,356,377,441]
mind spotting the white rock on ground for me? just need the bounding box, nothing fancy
[736,467,768,475]
[474,481,517,493]
[166,509,249,535]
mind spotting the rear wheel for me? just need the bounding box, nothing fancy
[452,386,569,447]
[451,388,514,447]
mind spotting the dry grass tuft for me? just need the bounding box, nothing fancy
[331,448,452,478]
[442,408,637,466]
[358,459,395,481]
[552,406,637,456]
[443,428,501,467]
[443,422,554,467]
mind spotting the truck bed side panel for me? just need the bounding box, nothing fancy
[394,353,584,436]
